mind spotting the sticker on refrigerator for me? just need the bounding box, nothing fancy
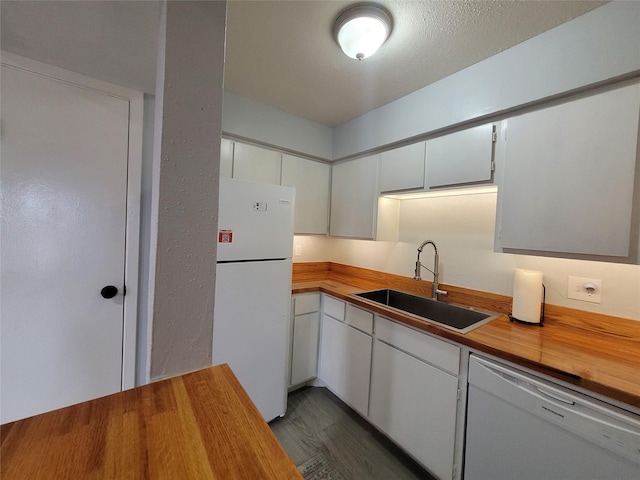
[218,230,233,243]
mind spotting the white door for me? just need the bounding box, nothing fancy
[1,64,131,423]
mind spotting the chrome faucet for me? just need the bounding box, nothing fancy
[414,240,448,300]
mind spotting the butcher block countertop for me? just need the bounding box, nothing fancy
[0,364,302,480]
[293,262,640,410]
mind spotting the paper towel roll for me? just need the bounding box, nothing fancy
[512,269,543,324]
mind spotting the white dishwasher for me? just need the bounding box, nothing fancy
[464,355,640,480]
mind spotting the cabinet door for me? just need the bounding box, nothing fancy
[220,138,233,178]
[318,315,372,416]
[426,124,494,188]
[330,155,379,239]
[379,142,425,192]
[233,142,282,184]
[281,154,330,235]
[290,311,320,386]
[369,340,458,480]
[498,85,639,257]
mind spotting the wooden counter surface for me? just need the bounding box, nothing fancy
[293,263,640,410]
[1,364,302,480]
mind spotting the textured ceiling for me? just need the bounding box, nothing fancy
[224,0,606,126]
[1,1,606,127]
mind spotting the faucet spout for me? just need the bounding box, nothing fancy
[413,240,447,300]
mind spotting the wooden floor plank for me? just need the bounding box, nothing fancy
[271,387,432,480]
[270,415,324,465]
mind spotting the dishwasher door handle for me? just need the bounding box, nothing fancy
[534,386,576,405]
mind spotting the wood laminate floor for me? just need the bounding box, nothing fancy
[270,387,436,480]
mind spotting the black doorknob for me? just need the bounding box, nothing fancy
[101,286,118,299]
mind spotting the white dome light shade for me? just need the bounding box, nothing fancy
[334,5,392,60]
[337,16,388,60]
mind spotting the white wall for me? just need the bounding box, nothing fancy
[148,1,226,380]
[293,235,334,263]
[223,91,333,160]
[295,191,640,321]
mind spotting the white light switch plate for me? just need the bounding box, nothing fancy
[567,276,602,304]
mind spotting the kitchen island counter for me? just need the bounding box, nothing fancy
[0,364,301,480]
[293,263,640,410]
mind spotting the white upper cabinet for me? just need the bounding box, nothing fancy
[232,142,282,184]
[220,141,329,235]
[497,84,640,258]
[379,142,426,192]
[330,155,379,239]
[281,154,330,235]
[220,138,234,178]
[425,124,495,189]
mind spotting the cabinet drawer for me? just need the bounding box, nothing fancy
[323,295,345,321]
[345,304,373,335]
[294,293,320,315]
[375,316,460,376]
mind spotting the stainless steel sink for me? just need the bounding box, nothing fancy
[354,289,500,333]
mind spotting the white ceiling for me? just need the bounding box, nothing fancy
[1,0,606,127]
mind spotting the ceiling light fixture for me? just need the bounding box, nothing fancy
[333,4,392,60]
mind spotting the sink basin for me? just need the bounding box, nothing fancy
[354,289,500,333]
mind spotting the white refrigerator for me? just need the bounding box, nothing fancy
[212,177,295,422]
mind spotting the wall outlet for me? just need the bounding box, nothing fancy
[567,276,602,304]
[295,244,302,256]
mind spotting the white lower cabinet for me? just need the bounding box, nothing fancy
[369,338,459,480]
[317,297,463,480]
[290,312,320,386]
[318,308,372,416]
[290,293,321,387]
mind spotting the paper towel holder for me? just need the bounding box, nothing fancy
[509,284,546,326]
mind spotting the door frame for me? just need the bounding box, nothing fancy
[1,51,142,390]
